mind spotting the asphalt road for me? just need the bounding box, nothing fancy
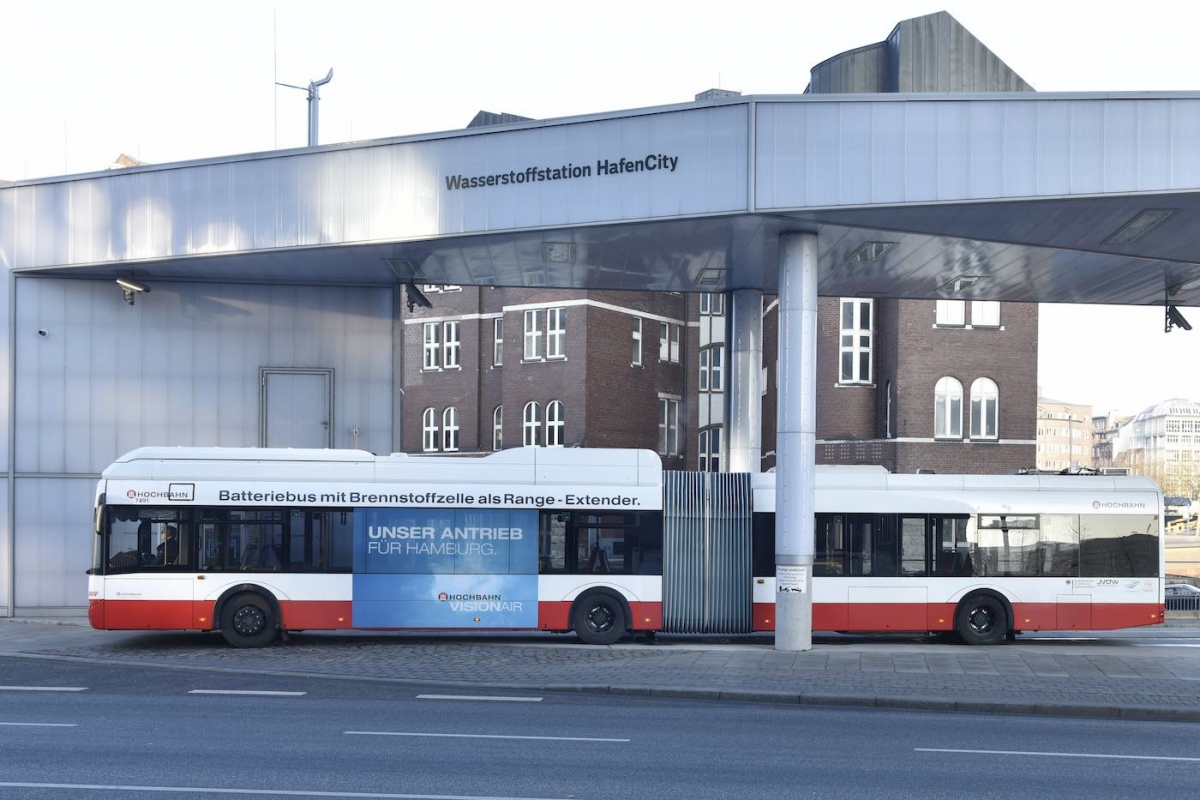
[2,658,1200,800]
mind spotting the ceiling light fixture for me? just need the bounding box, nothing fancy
[1104,209,1175,245]
[116,277,149,305]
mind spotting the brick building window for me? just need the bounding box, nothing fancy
[659,323,680,363]
[493,319,503,367]
[524,310,543,360]
[443,321,461,369]
[632,318,643,367]
[838,299,872,384]
[547,308,566,359]
[422,323,441,370]
[700,293,725,315]
[659,397,680,456]
[546,401,565,446]
[492,406,503,451]
[523,401,542,446]
[972,301,1000,327]
[699,345,723,392]
[934,376,963,439]
[935,300,965,326]
[442,407,460,452]
[422,408,438,452]
[970,378,999,439]
[698,427,722,472]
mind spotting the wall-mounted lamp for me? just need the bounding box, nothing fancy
[116,277,150,305]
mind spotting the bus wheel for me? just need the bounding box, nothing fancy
[220,593,278,648]
[955,594,1007,646]
[572,594,626,646]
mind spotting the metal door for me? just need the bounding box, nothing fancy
[260,369,333,448]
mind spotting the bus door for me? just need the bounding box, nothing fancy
[847,515,927,631]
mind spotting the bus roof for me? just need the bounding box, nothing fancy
[104,446,664,487]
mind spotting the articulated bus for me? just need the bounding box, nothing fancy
[88,447,1164,647]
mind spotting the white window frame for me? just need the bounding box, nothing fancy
[935,300,966,326]
[839,299,872,384]
[546,400,564,447]
[442,407,459,452]
[523,401,542,446]
[632,318,643,367]
[659,323,680,363]
[422,322,441,370]
[699,426,722,472]
[934,376,963,439]
[493,318,503,367]
[442,321,460,369]
[524,310,543,361]
[970,377,999,439]
[700,293,725,316]
[492,406,503,451]
[422,408,438,452]
[700,345,723,392]
[546,307,566,359]
[658,397,680,457]
[971,301,1000,328]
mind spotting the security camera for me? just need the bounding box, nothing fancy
[37,329,47,337]
[1167,305,1193,332]
[405,283,433,312]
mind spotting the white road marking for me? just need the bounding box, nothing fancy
[188,690,307,696]
[917,747,1200,763]
[0,783,564,799]
[415,694,542,703]
[0,722,77,727]
[346,731,629,743]
[0,686,86,692]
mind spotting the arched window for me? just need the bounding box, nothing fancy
[422,408,438,452]
[934,377,963,439]
[970,378,999,439]
[523,401,541,446]
[546,401,564,446]
[442,407,459,452]
[492,406,503,451]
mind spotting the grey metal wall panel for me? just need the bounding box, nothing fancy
[0,106,748,272]
[13,477,90,610]
[755,98,1200,211]
[0,483,8,615]
[14,279,393,474]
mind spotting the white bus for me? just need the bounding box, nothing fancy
[88,447,1164,647]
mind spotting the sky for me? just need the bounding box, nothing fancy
[2,0,1199,417]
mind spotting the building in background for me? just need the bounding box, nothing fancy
[404,12,1040,476]
[1036,395,1094,472]
[1111,399,1200,499]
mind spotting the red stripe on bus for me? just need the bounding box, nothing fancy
[278,600,353,630]
[753,602,1163,634]
[96,599,197,630]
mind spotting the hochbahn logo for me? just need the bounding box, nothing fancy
[125,483,195,503]
[1092,500,1146,509]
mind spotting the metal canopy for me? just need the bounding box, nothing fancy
[4,93,1200,308]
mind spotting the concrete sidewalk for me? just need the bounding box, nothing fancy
[4,617,1200,722]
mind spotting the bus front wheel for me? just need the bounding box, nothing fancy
[219,593,278,648]
[955,594,1007,646]
[572,594,626,646]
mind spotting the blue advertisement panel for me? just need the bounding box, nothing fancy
[351,509,538,628]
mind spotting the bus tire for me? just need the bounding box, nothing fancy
[219,592,278,648]
[572,593,626,646]
[955,594,1008,646]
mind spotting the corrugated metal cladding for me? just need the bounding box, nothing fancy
[808,11,1032,96]
[662,471,752,634]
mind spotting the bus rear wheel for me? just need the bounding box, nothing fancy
[220,593,278,648]
[955,594,1007,646]
[572,594,626,646]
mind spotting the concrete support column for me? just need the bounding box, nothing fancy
[775,233,818,652]
[728,289,763,473]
